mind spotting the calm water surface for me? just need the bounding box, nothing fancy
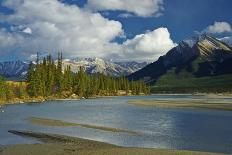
[0,95,232,154]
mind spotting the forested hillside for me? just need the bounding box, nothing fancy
[0,53,149,104]
[128,34,232,93]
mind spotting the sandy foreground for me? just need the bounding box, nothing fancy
[0,130,226,155]
[1,96,231,155]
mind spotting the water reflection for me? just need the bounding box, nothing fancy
[0,95,232,154]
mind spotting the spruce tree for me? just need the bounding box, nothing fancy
[26,54,150,98]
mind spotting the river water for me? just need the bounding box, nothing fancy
[0,95,232,154]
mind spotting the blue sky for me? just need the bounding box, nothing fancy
[0,0,231,61]
[62,0,232,42]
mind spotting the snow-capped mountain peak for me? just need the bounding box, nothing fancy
[219,36,232,47]
[0,58,148,80]
[63,58,148,76]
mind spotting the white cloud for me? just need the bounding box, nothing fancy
[86,0,164,17]
[0,0,174,62]
[22,27,32,34]
[117,28,177,61]
[205,22,232,34]
[118,13,134,18]
[0,0,123,58]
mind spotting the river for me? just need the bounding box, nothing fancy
[0,95,232,154]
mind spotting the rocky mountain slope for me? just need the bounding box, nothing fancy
[0,58,148,80]
[128,34,232,92]
[0,61,28,79]
[63,58,148,76]
[220,36,232,47]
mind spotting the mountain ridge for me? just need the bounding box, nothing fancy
[0,58,148,80]
[0,61,29,79]
[128,34,232,92]
[62,57,148,76]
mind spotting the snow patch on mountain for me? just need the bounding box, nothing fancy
[220,36,232,47]
[0,58,148,79]
[63,58,148,76]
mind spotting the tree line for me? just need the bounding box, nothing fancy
[0,53,150,102]
[26,53,150,98]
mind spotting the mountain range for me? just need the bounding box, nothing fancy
[62,58,148,76]
[0,58,148,80]
[128,34,232,93]
[0,61,29,80]
[1,34,231,93]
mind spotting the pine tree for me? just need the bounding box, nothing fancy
[46,55,55,95]
[63,65,73,91]
[26,54,150,98]
[27,62,37,96]
[56,52,64,94]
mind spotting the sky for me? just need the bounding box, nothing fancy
[0,0,231,62]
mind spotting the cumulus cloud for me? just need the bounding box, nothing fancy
[117,28,177,61]
[205,22,232,34]
[0,0,173,62]
[0,0,123,59]
[86,0,164,17]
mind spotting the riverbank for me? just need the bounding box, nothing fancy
[0,130,225,155]
[1,93,232,107]
[0,90,147,107]
[128,98,232,111]
[0,97,46,106]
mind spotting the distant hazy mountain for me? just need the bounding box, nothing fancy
[0,58,148,80]
[0,61,28,80]
[115,61,148,73]
[128,34,232,92]
[63,58,148,76]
